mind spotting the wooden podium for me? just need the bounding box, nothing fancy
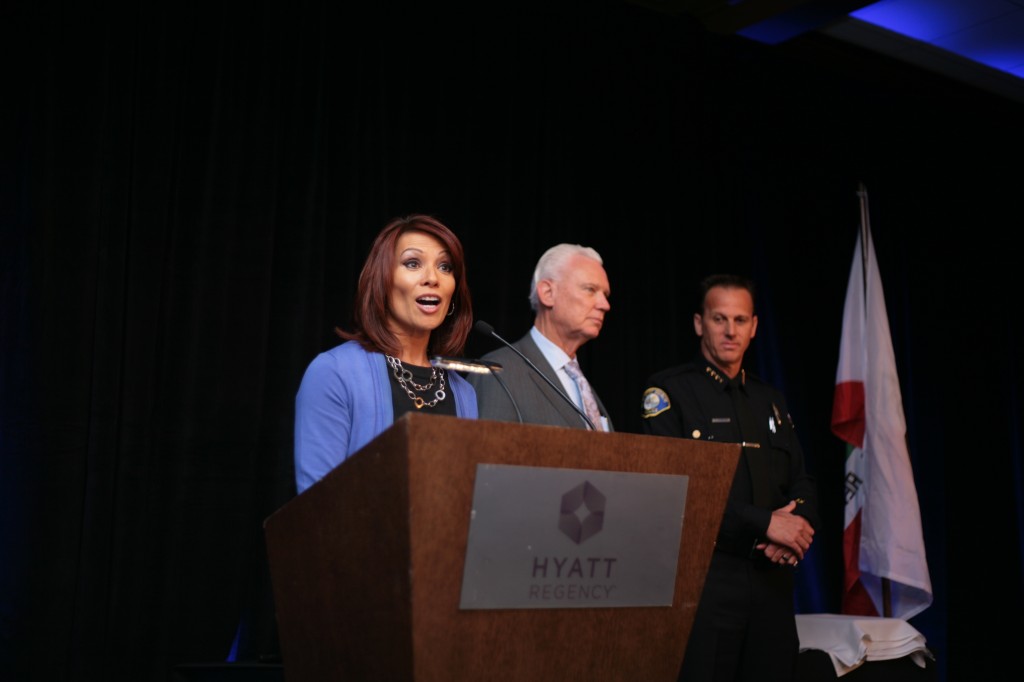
[264,413,738,682]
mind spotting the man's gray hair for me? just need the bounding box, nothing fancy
[528,243,603,311]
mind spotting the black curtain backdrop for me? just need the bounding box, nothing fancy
[3,2,1022,681]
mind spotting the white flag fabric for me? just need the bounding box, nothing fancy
[831,222,932,620]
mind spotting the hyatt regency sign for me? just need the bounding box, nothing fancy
[459,464,688,610]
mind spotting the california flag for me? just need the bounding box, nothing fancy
[831,213,933,620]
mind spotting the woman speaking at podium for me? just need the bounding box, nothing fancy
[293,214,478,494]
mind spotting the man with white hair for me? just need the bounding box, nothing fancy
[468,243,614,430]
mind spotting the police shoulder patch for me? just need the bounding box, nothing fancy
[641,387,671,418]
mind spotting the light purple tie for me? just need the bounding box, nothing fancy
[563,359,604,431]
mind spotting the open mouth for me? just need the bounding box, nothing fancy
[416,295,443,311]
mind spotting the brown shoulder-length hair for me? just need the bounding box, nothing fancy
[336,214,473,357]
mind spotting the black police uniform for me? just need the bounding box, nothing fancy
[641,356,818,682]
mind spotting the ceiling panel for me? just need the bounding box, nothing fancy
[852,0,1024,77]
[632,0,1024,102]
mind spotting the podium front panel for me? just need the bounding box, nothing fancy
[265,413,738,682]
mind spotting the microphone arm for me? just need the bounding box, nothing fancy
[432,355,522,423]
[473,320,596,431]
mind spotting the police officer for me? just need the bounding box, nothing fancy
[641,273,818,682]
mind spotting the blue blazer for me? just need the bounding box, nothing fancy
[294,340,478,493]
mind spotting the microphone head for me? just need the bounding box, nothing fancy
[473,320,495,336]
[431,356,503,374]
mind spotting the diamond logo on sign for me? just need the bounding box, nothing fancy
[558,481,605,544]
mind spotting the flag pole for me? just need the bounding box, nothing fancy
[857,182,870,298]
[856,181,893,618]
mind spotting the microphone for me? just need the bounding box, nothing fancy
[430,357,504,374]
[473,320,596,430]
[433,350,521,423]
[432,354,522,423]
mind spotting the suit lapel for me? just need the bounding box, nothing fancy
[514,334,587,428]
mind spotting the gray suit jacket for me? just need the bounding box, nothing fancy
[466,332,614,431]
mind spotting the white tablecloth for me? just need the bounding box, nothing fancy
[796,613,933,677]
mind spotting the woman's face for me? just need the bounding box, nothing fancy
[387,230,456,342]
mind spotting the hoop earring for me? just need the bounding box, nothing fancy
[447,300,455,317]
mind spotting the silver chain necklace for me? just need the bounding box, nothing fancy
[386,355,447,409]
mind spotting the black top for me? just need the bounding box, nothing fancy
[640,355,819,559]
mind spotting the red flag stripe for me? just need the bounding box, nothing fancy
[831,380,865,448]
[841,510,879,616]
